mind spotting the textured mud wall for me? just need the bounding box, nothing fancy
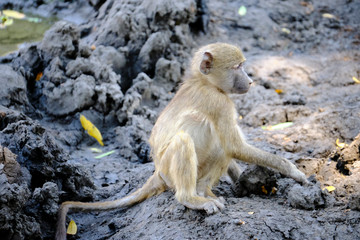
[0,0,359,239]
[0,106,95,239]
[0,0,208,239]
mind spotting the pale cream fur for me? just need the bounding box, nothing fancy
[55,43,308,240]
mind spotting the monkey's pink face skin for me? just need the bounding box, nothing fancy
[230,63,253,94]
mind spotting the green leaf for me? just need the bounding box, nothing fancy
[238,6,247,16]
[27,17,42,23]
[94,150,116,159]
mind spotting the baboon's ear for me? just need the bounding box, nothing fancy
[200,52,213,75]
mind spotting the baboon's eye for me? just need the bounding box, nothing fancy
[232,62,243,70]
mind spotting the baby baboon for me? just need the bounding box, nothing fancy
[56,43,308,240]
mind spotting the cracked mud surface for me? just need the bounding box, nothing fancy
[0,0,359,239]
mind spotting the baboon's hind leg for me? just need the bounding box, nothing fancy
[162,131,225,214]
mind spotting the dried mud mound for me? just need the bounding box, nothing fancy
[0,106,95,239]
[1,0,207,239]
[0,0,360,239]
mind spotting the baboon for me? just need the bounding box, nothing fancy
[56,43,308,240]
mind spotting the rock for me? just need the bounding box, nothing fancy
[90,0,200,86]
[31,182,60,216]
[233,85,282,119]
[137,142,152,164]
[0,65,30,110]
[116,72,153,125]
[189,0,210,33]
[331,133,360,175]
[0,146,21,184]
[232,165,279,197]
[94,77,124,114]
[243,104,286,127]
[0,107,95,238]
[37,48,125,115]
[142,0,197,27]
[0,162,40,240]
[114,73,155,162]
[65,57,98,79]
[43,74,96,116]
[12,44,43,82]
[283,91,307,105]
[154,58,182,92]
[287,182,325,210]
[0,107,93,193]
[347,193,360,210]
[92,45,127,74]
[43,57,67,86]
[39,21,80,62]
[0,105,27,130]
[137,31,171,75]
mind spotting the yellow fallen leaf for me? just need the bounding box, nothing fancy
[90,45,96,50]
[237,220,246,225]
[352,76,360,84]
[322,13,336,19]
[336,138,347,149]
[275,89,283,94]
[35,72,43,81]
[80,114,104,146]
[248,212,254,215]
[323,186,336,192]
[238,115,243,120]
[281,28,291,34]
[261,185,268,195]
[2,10,26,19]
[271,187,277,194]
[67,219,77,235]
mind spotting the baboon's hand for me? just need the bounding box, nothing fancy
[203,199,225,214]
[292,170,310,186]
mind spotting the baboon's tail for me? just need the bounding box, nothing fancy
[55,173,166,240]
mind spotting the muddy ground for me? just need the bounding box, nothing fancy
[0,0,359,239]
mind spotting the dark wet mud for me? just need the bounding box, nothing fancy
[0,0,359,239]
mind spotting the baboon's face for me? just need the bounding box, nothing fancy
[229,62,253,94]
[197,44,252,94]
